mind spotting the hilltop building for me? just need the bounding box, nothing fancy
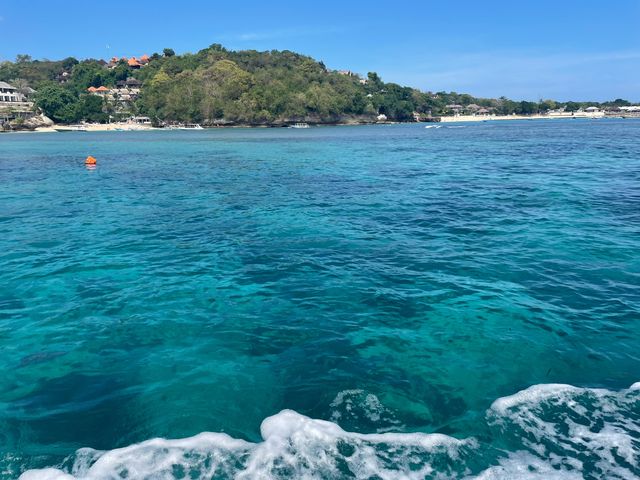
[446,104,464,115]
[0,81,37,128]
[108,55,150,69]
[87,77,142,116]
[56,71,71,84]
[0,81,35,103]
[86,86,109,97]
[0,81,23,102]
[116,78,142,89]
[88,79,141,97]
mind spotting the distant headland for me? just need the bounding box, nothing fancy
[1,44,639,131]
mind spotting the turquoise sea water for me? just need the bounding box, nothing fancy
[1,120,639,479]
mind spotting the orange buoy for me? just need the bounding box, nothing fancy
[85,156,97,165]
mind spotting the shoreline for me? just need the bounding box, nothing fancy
[32,122,158,133]
[4,113,635,134]
[437,112,608,123]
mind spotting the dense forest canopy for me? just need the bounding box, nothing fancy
[0,45,634,124]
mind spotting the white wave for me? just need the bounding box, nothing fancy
[488,382,640,479]
[20,469,75,480]
[490,383,582,414]
[470,452,582,479]
[19,409,472,480]
[19,382,640,480]
[329,389,403,431]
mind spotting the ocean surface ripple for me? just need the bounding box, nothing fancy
[1,120,639,479]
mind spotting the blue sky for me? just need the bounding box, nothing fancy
[1,0,639,101]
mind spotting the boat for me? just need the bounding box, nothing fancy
[289,123,310,129]
[167,123,203,130]
[54,125,87,132]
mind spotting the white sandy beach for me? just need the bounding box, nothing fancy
[438,112,606,123]
[34,122,158,133]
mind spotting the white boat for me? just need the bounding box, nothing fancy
[289,123,310,129]
[54,125,87,132]
[168,123,203,130]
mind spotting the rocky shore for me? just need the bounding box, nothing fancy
[1,114,54,132]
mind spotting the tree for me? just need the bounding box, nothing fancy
[78,94,107,123]
[199,60,252,100]
[163,48,175,57]
[16,54,32,64]
[496,97,517,115]
[34,85,80,123]
[610,98,630,107]
[564,101,581,112]
[538,99,556,112]
[8,78,29,95]
[112,63,130,82]
[518,101,538,115]
[366,72,384,92]
[69,61,113,90]
[61,57,79,72]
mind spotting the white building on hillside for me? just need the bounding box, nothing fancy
[0,82,21,102]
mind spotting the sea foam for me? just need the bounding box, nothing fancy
[19,382,640,479]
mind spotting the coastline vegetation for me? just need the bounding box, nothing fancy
[0,46,634,125]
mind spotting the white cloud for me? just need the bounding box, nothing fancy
[218,25,346,43]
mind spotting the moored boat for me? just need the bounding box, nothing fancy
[168,123,203,130]
[54,125,88,132]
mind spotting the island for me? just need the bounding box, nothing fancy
[1,44,638,131]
